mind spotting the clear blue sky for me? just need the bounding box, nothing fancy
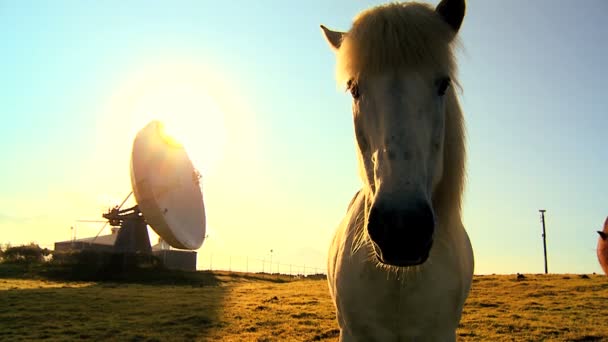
[1,1,606,274]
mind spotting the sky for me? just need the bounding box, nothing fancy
[1,0,606,275]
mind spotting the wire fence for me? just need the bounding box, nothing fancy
[197,252,326,276]
[3,243,327,276]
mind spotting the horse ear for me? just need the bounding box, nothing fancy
[598,231,608,240]
[436,0,466,33]
[320,25,344,51]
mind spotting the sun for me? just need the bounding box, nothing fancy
[130,81,226,177]
[101,63,227,178]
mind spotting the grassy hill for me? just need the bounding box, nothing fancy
[1,264,607,341]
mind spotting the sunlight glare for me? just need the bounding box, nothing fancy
[127,72,227,177]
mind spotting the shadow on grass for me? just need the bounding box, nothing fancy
[0,258,329,341]
[0,261,229,341]
[0,263,29,278]
[0,281,229,341]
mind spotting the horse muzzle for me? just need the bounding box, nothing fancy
[366,200,435,267]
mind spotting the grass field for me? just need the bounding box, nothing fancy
[1,268,607,341]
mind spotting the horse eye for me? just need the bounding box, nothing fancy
[437,77,451,96]
[347,79,360,100]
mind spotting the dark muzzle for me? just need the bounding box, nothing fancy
[367,201,435,266]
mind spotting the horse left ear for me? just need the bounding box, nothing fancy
[320,25,344,51]
[436,0,466,33]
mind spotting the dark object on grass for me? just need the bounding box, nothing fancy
[263,296,279,303]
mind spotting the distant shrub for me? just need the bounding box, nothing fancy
[1,244,50,264]
[304,273,327,280]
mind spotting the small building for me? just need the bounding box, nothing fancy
[54,228,118,252]
[152,241,197,272]
[54,229,197,271]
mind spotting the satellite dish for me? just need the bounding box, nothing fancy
[130,120,206,250]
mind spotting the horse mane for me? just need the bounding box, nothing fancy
[336,2,460,85]
[338,2,466,219]
[434,87,466,219]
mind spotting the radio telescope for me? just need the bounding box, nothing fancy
[99,120,206,255]
[54,120,206,270]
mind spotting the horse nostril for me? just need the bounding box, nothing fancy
[367,205,381,238]
[366,200,435,266]
[368,201,434,235]
[407,202,435,240]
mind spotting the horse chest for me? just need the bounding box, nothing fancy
[333,265,463,341]
[329,218,467,339]
[336,261,462,321]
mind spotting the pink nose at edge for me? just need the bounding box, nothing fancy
[596,216,608,275]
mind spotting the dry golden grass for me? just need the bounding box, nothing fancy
[1,271,607,341]
[459,274,608,341]
[0,278,93,290]
[205,277,338,341]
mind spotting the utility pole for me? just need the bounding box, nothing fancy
[539,209,548,274]
[269,249,273,275]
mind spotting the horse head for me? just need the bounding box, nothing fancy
[322,0,465,267]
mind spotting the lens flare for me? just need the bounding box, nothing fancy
[129,79,227,177]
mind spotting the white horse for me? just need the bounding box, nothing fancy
[321,1,473,340]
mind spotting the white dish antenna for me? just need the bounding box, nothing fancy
[130,120,206,250]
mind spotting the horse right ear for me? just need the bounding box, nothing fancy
[320,25,344,51]
[436,0,466,33]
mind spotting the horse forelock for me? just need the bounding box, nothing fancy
[336,2,460,86]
